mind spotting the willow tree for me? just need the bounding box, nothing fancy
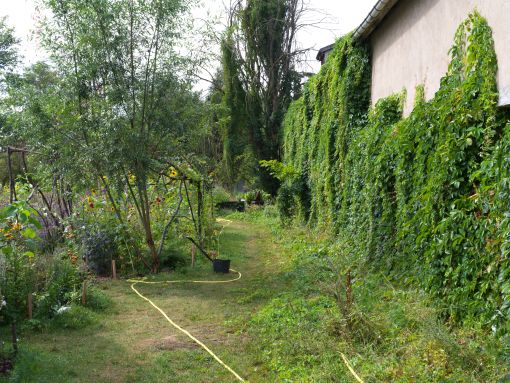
[13,0,197,272]
[221,0,305,194]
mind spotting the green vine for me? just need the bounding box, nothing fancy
[280,35,371,226]
[281,12,510,330]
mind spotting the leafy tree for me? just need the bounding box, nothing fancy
[221,0,306,194]
[6,0,200,272]
[0,17,17,72]
[0,18,20,194]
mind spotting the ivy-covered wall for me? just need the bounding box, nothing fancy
[280,12,510,330]
[280,36,371,226]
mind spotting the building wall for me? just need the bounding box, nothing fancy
[370,0,510,115]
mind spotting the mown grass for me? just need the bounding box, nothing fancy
[0,216,288,382]
[1,207,509,382]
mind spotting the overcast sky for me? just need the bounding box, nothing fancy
[0,0,377,91]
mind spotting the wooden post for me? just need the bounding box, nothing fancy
[191,244,196,268]
[81,281,87,305]
[27,293,33,320]
[112,260,117,279]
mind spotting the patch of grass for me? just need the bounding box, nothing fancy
[2,212,505,382]
[0,217,285,383]
[5,346,79,383]
[243,213,508,382]
[51,306,99,330]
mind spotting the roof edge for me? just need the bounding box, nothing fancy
[316,43,335,61]
[353,0,400,41]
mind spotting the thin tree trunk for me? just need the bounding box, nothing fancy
[197,181,204,247]
[184,180,199,238]
[99,175,124,226]
[20,153,62,229]
[157,181,183,257]
[7,147,16,203]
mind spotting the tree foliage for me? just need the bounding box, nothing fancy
[5,0,205,272]
[0,17,18,72]
[220,0,305,194]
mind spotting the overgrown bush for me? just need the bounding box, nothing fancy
[35,256,82,318]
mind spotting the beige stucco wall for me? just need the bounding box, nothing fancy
[370,0,510,115]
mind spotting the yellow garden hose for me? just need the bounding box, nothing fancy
[129,270,245,382]
[128,216,363,383]
[340,353,365,383]
[128,218,246,382]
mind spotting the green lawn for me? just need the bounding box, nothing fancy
[2,212,508,382]
[1,219,288,383]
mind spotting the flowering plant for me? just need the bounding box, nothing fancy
[0,201,41,321]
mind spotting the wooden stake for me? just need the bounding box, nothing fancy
[191,244,196,268]
[81,281,87,305]
[112,260,117,279]
[27,293,33,320]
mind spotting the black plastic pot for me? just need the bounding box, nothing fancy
[213,259,231,273]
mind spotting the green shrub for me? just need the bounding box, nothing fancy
[275,183,295,220]
[51,305,97,330]
[35,257,82,318]
[82,231,116,276]
[84,287,112,312]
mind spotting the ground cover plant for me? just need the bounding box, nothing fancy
[231,210,509,382]
[1,211,505,382]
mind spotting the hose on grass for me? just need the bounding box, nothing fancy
[340,352,365,383]
[128,218,246,382]
[129,216,362,383]
[129,270,245,382]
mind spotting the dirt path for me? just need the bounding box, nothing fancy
[8,219,286,383]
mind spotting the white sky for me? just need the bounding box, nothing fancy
[0,0,377,91]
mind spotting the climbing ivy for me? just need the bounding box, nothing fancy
[281,12,510,330]
[281,35,371,226]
